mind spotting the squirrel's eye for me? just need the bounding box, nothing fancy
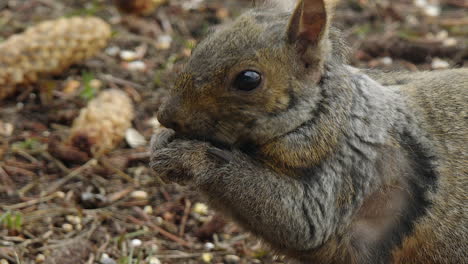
[233,70,262,91]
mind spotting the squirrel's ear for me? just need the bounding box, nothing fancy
[287,0,333,65]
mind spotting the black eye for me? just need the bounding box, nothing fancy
[233,70,262,91]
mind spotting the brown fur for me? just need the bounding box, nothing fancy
[150,1,467,263]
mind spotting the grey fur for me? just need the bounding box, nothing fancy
[150,3,467,263]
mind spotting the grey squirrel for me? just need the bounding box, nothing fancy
[149,0,468,263]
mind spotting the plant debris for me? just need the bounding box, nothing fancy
[0,0,466,263]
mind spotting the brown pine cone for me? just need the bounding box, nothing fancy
[69,89,134,155]
[0,16,111,100]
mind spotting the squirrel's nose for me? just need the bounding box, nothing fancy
[157,100,182,131]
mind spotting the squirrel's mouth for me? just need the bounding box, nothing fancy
[174,132,234,151]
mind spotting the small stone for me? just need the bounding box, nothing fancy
[435,30,448,41]
[100,253,117,264]
[148,257,161,264]
[431,58,450,69]
[224,254,240,264]
[156,35,172,50]
[120,50,138,61]
[151,244,159,252]
[155,216,163,224]
[201,252,213,263]
[75,223,83,230]
[89,79,103,90]
[130,238,142,247]
[204,242,215,250]
[0,259,9,264]
[66,215,81,225]
[126,61,147,71]
[193,202,209,215]
[106,46,120,56]
[443,38,457,47]
[0,121,14,137]
[35,254,46,263]
[414,0,427,7]
[55,191,66,199]
[380,57,393,66]
[144,205,153,214]
[423,5,440,17]
[63,79,81,94]
[125,128,147,148]
[131,190,148,200]
[62,223,74,232]
[16,103,24,110]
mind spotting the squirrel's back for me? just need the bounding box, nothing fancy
[371,69,468,262]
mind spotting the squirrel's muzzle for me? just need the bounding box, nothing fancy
[157,97,183,132]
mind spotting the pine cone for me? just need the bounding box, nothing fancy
[69,89,134,155]
[0,16,111,100]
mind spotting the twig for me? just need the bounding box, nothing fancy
[2,191,62,211]
[179,198,191,237]
[127,215,192,248]
[98,74,146,90]
[40,151,70,174]
[43,159,97,196]
[99,157,135,183]
[0,165,15,195]
[153,251,230,259]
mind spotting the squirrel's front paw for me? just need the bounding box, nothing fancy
[150,129,215,184]
[150,128,189,184]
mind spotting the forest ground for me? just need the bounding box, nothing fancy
[0,0,466,263]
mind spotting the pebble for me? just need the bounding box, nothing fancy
[63,79,81,94]
[0,121,14,137]
[224,254,240,264]
[380,57,393,66]
[126,61,147,71]
[120,50,139,61]
[193,202,209,215]
[62,223,74,232]
[100,253,117,264]
[435,30,448,41]
[144,205,153,214]
[443,38,457,47]
[431,58,450,69]
[0,259,9,264]
[414,0,427,8]
[148,257,161,264]
[125,128,147,148]
[155,216,163,225]
[204,242,215,250]
[201,252,213,263]
[35,254,46,263]
[55,191,66,199]
[105,46,120,57]
[130,239,142,247]
[66,215,81,225]
[156,35,172,50]
[423,5,440,17]
[131,190,148,200]
[89,79,103,90]
[150,244,159,253]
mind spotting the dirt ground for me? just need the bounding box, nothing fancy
[0,0,466,263]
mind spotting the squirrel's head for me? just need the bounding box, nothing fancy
[158,0,344,151]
